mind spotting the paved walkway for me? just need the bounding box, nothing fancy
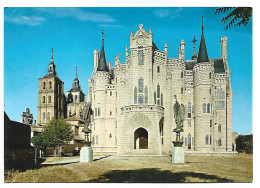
[41,155,113,165]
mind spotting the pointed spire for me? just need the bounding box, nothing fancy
[191,35,198,60]
[97,30,109,72]
[125,45,128,57]
[197,16,209,63]
[164,41,168,53]
[75,67,78,80]
[50,48,54,63]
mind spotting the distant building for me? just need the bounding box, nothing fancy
[21,107,36,125]
[4,112,34,169]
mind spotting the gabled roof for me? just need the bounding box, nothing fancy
[212,58,225,73]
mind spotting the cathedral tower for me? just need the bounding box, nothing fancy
[37,49,65,125]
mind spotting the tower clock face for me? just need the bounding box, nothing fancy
[137,36,145,45]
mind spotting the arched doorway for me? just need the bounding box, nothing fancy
[134,128,148,149]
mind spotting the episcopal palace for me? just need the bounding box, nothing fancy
[29,22,235,155]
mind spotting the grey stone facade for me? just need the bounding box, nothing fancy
[88,24,233,155]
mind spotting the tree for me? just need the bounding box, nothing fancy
[32,118,74,157]
[215,7,252,30]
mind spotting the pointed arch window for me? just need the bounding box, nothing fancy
[157,84,160,98]
[157,99,160,105]
[138,77,143,93]
[181,87,183,94]
[203,103,206,113]
[48,96,51,103]
[138,94,143,104]
[43,82,46,89]
[181,72,184,78]
[43,96,46,103]
[49,81,52,89]
[134,87,137,104]
[209,72,212,79]
[145,86,148,104]
[188,133,191,149]
[138,50,144,65]
[47,112,50,121]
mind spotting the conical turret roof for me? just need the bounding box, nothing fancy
[197,17,209,63]
[97,39,109,72]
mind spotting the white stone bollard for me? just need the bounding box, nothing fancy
[172,147,184,163]
[80,146,93,163]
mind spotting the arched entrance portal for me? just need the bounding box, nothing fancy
[134,128,148,149]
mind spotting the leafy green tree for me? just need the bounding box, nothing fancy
[32,118,74,157]
[215,7,252,30]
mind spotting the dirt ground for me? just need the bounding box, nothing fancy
[5,153,253,183]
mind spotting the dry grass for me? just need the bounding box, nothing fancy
[5,153,253,183]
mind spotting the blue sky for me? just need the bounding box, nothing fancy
[4,7,252,134]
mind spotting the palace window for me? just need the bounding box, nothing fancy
[181,72,184,78]
[95,108,97,117]
[207,103,210,113]
[109,133,112,138]
[188,121,191,127]
[75,95,77,102]
[188,102,191,118]
[138,77,144,92]
[203,103,206,113]
[215,87,225,109]
[43,82,46,89]
[218,124,221,132]
[188,133,191,149]
[42,112,45,121]
[43,96,46,103]
[157,84,160,98]
[134,87,137,104]
[48,96,51,103]
[138,50,144,65]
[205,135,209,145]
[210,135,212,145]
[110,111,112,115]
[218,138,222,146]
[209,72,212,79]
[49,81,52,89]
[98,107,101,116]
[157,99,160,105]
[138,94,144,104]
[210,120,212,127]
[145,86,148,104]
[181,87,183,94]
[47,112,50,121]
[110,91,112,96]
[157,66,160,73]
